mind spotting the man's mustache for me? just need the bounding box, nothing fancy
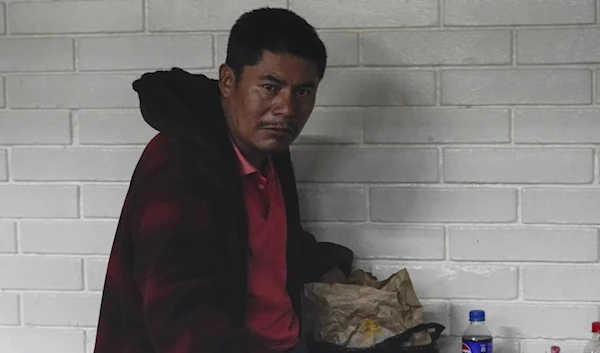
[258,122,297,134]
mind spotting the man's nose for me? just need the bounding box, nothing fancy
[273,90,296,117]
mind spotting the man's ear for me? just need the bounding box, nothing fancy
[219,64,235,98]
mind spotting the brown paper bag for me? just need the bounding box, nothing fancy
[303,269,431,348]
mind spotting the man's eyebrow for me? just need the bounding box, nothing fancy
[259,74,284,84]
[259,73,316,89]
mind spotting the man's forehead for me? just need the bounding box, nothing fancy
[247,51,319,84]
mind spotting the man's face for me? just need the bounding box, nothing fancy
[219,51,320,161]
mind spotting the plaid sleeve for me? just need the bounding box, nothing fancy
[130,160,250,353]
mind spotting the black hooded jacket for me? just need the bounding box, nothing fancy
[93,68,353,353]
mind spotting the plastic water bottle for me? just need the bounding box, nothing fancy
[462,310,493,353]
[583,322,600,353]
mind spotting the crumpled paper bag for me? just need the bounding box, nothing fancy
[303,269,431,348]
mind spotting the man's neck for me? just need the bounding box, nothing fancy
[231,136,266,171]
[246,151,267,173]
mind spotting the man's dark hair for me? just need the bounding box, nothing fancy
[226,7,327,80]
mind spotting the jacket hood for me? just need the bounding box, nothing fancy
[132,68,229,149]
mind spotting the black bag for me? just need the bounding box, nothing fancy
[306,323,445,353]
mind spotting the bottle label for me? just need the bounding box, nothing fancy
[462,341,493,353]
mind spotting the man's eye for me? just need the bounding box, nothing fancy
[263,84,277,92]
[297,89,311,97]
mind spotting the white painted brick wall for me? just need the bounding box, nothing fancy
[291,0,439,28]
[77,35,214,71]
[0,328,86,352]
[364,108,511,143]
[8,74,139,108]
[362,30,512,66]
[292,147,439,182]
[517,29,600,65]
[0,293,19,325]
[317,70,436,106]
[298,185,367,221]
[522,266,600,301]
[23,294,101,327]
[443,148,594,184]
[0,38,74,72]
[0,111,72,145]
[77,110,156,145]
[443,0,596,26]
[0,221,16,253]
[1,1,599,353]
[514,109,600,143]
[370,188,517,223]
[20,221,116,255]
[441,70,593,105]
[81,185,128,218]
[86,258,108,292]
[11,148,142,181]
[8,2,143,34]
[147,0,287,32]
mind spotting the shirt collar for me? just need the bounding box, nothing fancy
[231,139,259,176]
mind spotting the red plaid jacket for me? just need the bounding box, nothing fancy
[93,68,353,353]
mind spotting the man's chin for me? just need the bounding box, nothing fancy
[259,141,293,156]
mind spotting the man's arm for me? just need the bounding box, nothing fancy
[130,160,251,353]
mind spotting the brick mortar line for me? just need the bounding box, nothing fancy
[435,69,442,106]
[77,185,83,219]
[596,147,600,184]
[4,23,600,38]
[512,30,517,66]
[0,181,128,185]
[4,104,600,110]
[593,69,597,106]
[2,76,5,109]
[517,264,524,300]
[303,220,600,228]
[355,259,600,266]
[1,2,5,35]
[18,294,23,327]
[437,146,444,183]
[14,220,20,253]
[2,65,600,75]
[294,144,600,149]
[6,145,143,149]
[70,110,79,146]
[364,184,371,223]
[3,182,600,189]
[4,146,10,182]
[509,108,515,144]
[357,32,363,66]
[443,226,449,260]
[143,0,148,34]
[0,324,98,330]
[82,257,88,292]
[0,254,596,265]
[516,187,523,224]
[10,144,600,149]
[301,182,600,188]
[438,0,443,27]
[212,33,219,69]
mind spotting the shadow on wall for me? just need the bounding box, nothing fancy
[292,36,427,221]
[291,40,452,336]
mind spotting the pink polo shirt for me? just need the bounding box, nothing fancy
[232,142,300,352]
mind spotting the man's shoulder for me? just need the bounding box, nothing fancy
[135,132,213,178]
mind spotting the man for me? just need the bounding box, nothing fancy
[94,7,353,353]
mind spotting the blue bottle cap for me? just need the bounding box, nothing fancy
[469,310,486,322]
